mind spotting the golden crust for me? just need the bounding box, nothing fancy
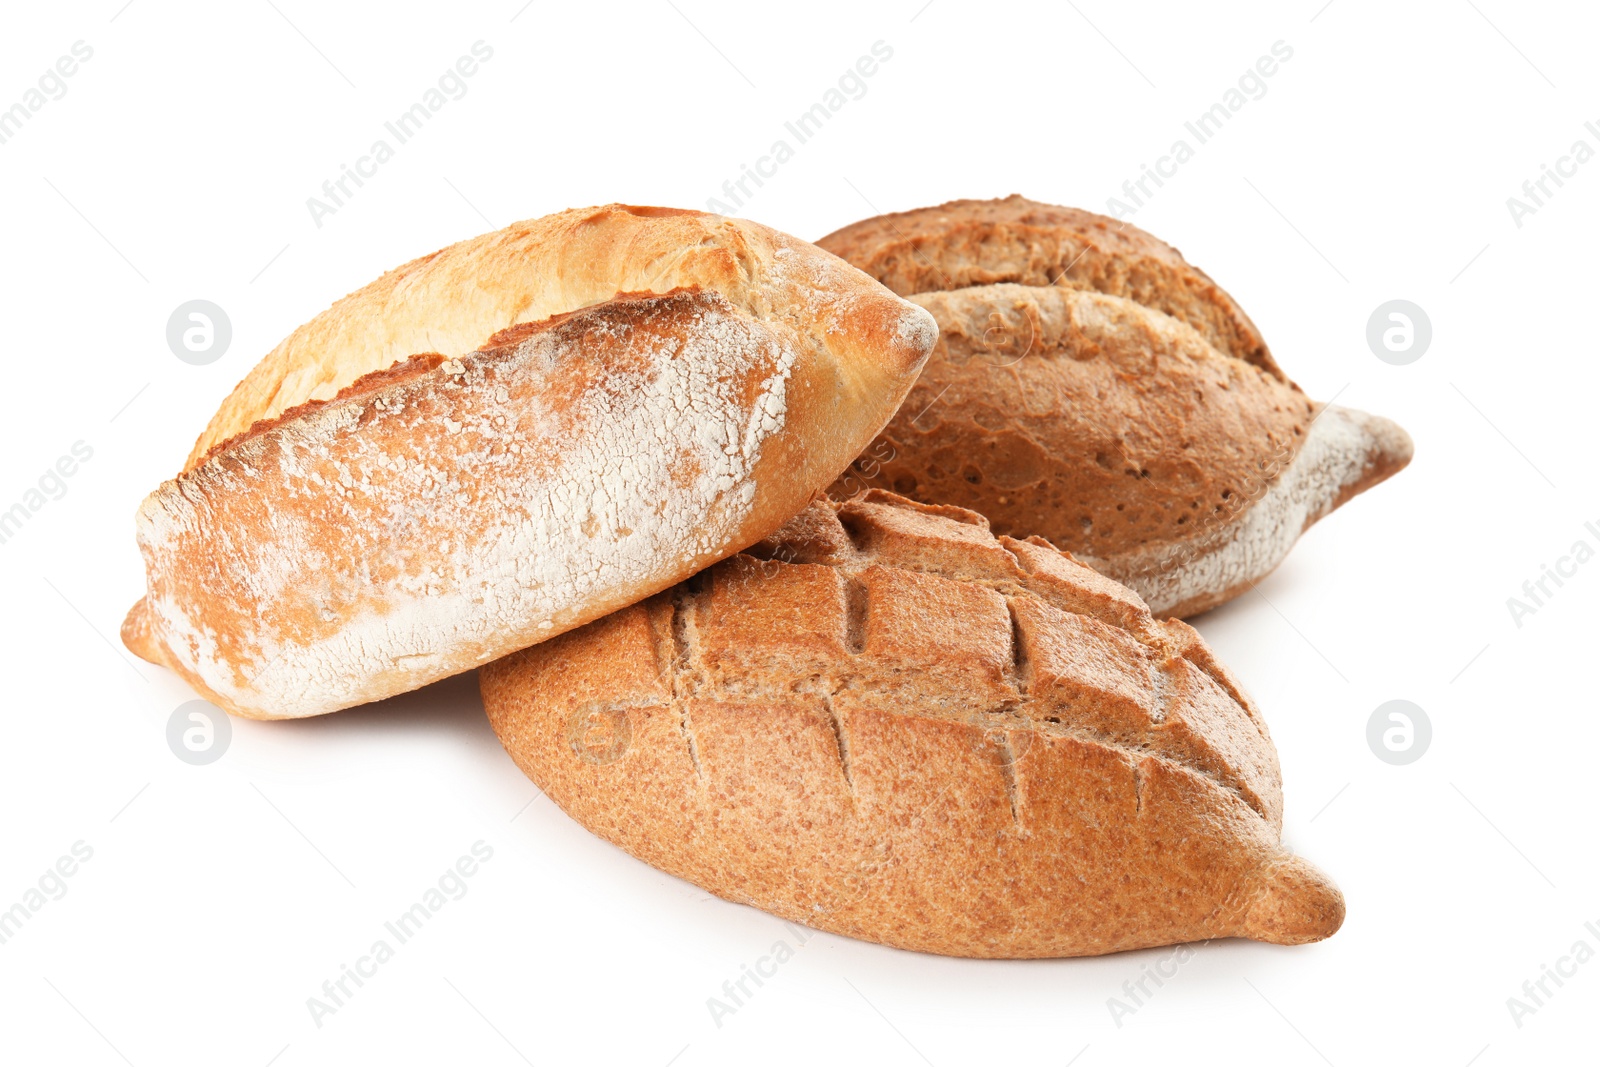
[187,204,933,469]
[129,274,932,719]
[817,193,1282,379]
[195,352,449,467]
[481,491,1344,958]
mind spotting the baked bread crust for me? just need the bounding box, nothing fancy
[481,492,1344,958]
[127,271,933,719]
[817,193,1282,380]
[187,204,931,469]
[827,283,1412,616]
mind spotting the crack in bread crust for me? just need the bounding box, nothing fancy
[817,193,1282,380]
[830,284,1315,569]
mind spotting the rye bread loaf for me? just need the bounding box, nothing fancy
[123,207,936,719]
[481,491,1344,958]
[818,199,1413,616]
[830,283,1412,616]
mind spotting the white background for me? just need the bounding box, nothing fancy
[2,1,1596,1063]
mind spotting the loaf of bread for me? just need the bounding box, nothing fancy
[481,491,1344,957]
[817,193,1282,378]
[123,207,936,719]
[818,197,1412,616]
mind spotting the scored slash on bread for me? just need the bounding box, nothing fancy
[481,491,1345,958]
[818,196,1413,616]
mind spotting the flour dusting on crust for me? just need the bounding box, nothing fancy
[1087,405,1412,615]
[137,289,797,717]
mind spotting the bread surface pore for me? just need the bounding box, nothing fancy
[134,285,928,720]
[188,203,934,469]
[816,193,1281,380]
[481,491,1344,958]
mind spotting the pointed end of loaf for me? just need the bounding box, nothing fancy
[881,300,939,382]
[1233,853,1346,946]
[1310,405,1414,524]
[1347,405,1414,483]
[121,597,166,667]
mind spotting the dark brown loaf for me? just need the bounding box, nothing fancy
[481,491,1344,958]
[827,283,1412,616]
[819,198,1413,616]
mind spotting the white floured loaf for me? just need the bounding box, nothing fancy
[123,207,935,719]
